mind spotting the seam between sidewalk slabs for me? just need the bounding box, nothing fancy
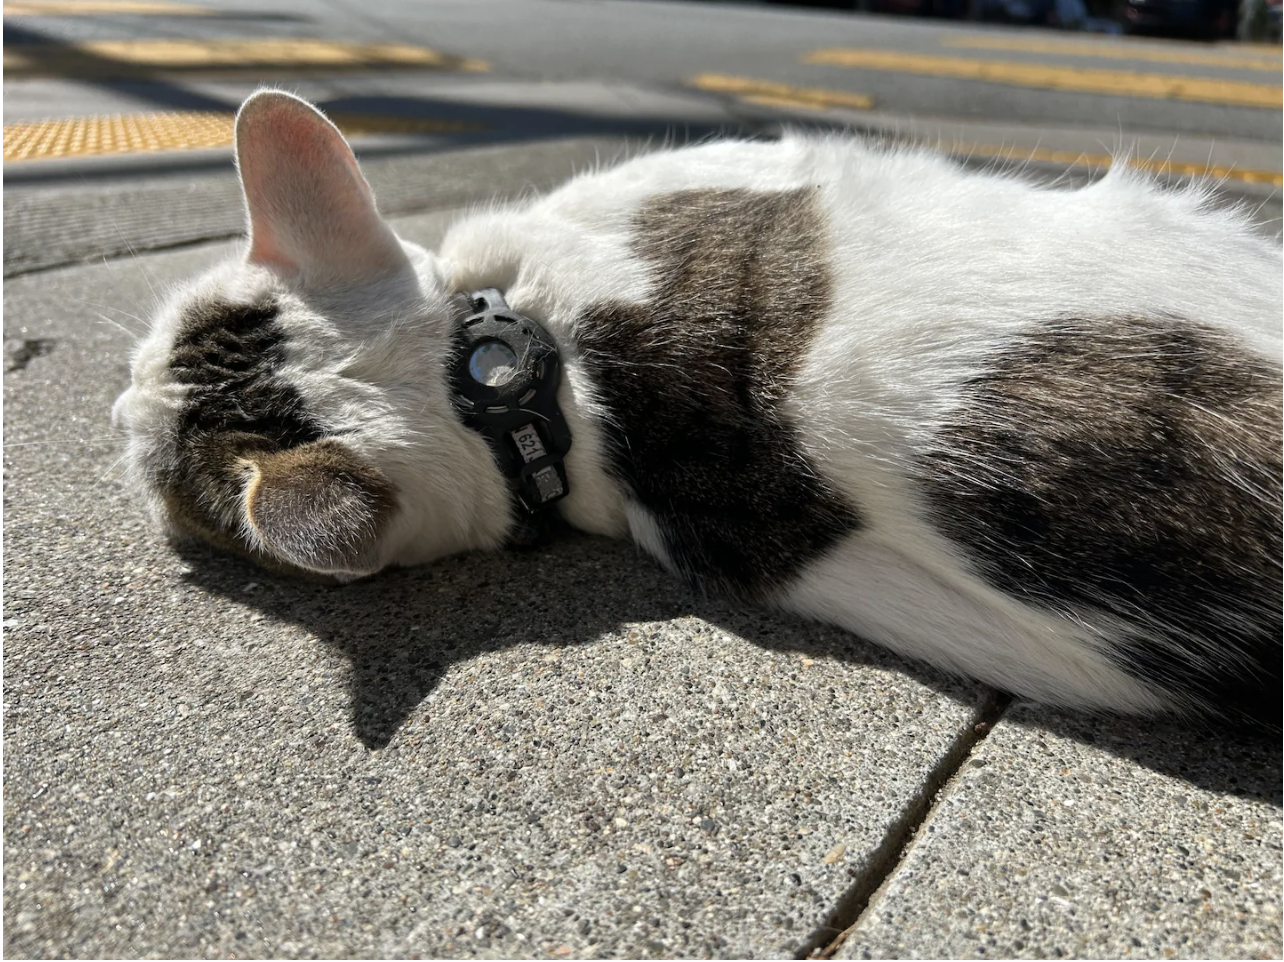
[795,690,1013,961]
[3,189,474,279]
[3,191,460,280]
[5,228,246,280]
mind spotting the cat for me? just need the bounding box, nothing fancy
[113,89,1282,730]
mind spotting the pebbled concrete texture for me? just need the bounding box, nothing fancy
[835,704,1282,960]
[5,142,1281,960]
[3,223,987,958]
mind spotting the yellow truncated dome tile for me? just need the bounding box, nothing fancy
[3,112,482,162]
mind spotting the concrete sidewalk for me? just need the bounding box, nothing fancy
[4,131,1280,959]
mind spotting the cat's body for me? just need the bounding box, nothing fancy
[114,91,1282,729]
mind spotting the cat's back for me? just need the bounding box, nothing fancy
[447,134,1280,348]
[442,135,1282,727]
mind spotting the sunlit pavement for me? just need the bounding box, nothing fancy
[4,1,1281,959]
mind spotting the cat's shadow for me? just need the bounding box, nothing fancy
[176,533,1280,804]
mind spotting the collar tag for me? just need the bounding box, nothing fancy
[451,289,572,513]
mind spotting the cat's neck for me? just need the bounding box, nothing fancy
[440,212,650,543]
[442,284,630,542]
[549,353,630,539]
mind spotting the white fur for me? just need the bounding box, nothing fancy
[116,91,1282,714]
[781,534,1170,713]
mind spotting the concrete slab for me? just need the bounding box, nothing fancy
[834,704,1282,960]
[1,75,743,129]
[3,213,989,957]
[4,137,657,277]
[5,137,1279,961]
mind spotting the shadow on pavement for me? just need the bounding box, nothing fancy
[3,21,735,147]
[174,533,1281,804]
[4,23,744,189]
[174,532,967,749]
[1027,706,1281,804]
[5,23,231,112]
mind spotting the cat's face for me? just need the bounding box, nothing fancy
[112,90,512,580]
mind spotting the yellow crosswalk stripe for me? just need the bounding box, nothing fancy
[4,39,490,77]
[688,74,873,111]
[803,48,1281,108]
[3,111,483,162]
[688,71,1279,186]
[5,0,206,12]
[942,35,1282,72]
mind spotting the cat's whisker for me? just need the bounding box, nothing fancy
[71,295,150,338]
[5,435,128,448]
[101,303,151,330]
[91,311,144,340]
[103,207,163,308]
[90,450,133,489]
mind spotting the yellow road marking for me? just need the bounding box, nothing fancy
[3,111,483,162]
[4,0,206,13]
[803,48,1281,109]
[943,35,1281,72]
[688,74,873,111]
[687,71,1279,185]
[4,39,490,77]
[955,142,1282,186]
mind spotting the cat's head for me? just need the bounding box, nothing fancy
[112,90,511,580]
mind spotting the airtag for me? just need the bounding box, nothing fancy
[469,340,518,388]
[451,289,573,514]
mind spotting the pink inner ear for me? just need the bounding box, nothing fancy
[235,91,409,283]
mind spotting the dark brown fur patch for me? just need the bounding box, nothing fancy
[168,295,321,449]
[158,295,326,572]
[575,187,861,599]
[246,439,398,573]
[921,315,1282,725]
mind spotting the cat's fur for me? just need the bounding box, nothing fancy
[113,90,1282,729]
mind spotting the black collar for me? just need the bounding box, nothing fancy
[450,289,572,517]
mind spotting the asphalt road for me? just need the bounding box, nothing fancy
[4,0,1281,169]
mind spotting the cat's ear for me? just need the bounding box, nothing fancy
[242,439,398,577]
[234,89,410,285]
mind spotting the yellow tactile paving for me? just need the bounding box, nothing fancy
[4,39,490,77]
[688,74,874,111]
[942,35,1282,72]
[954,142,1283,187]
[2,111,483,162]
[802,48,1282,109]
[4,0,207,14]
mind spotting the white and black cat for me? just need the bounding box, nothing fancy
[114,90,1282,730]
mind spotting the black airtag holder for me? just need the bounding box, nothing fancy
[450,289,572,515]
